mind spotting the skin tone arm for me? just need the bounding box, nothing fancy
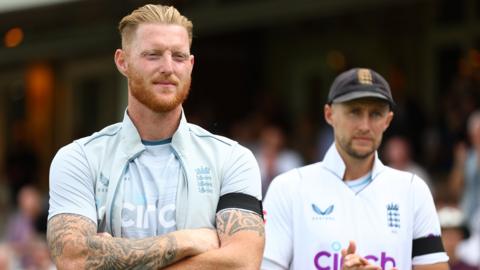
[47,213,219,270]
[164,209,265,269]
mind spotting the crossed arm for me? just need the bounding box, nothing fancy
[47,209,264,269]
[164,209,265,269]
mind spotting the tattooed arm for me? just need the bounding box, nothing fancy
[164,209,265,269]
[47,214,219,270]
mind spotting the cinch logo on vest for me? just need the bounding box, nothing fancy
[121,203,176,229]
[313,250,396,270]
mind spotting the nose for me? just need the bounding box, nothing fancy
[358,113,370,131]
[158,53,174,75]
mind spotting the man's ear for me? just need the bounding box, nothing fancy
[324,104,334,125]
[383,111,394,131]
[114,49,128,76]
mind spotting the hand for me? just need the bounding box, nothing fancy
[341,241,388,270]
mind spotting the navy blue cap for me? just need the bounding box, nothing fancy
[327,68,395,108]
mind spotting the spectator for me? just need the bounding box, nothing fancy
[253,125,303,196]
[449,110,480,230]
[28,237,56,270]
[0,243,21,270]
[5,185,43,269]
[455,207,480,268]
[383,135,435,195]
[437,206,477,270]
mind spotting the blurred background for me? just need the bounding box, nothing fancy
[1,0,480,269]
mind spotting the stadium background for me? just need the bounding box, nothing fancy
[0,0,479,268]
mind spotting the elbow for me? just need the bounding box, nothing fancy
[49,242,88,270]
[240,241,265,269]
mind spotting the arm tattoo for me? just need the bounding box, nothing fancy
[47,214,95,262]
[216,209,265,237]
[47,214,179,269]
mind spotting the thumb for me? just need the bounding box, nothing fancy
[341,240,356,257]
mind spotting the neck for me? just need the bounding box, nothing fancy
[127,97,182,141]
[336,143,375,181]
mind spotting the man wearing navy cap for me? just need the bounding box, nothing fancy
[262,68,449,270]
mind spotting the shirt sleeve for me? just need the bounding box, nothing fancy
[48,141,97,225]
[411,175,449,265]
[220,143,262,200]
[261,172,294,269]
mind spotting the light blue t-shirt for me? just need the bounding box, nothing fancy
[121,139,180,238]
[345,172,373,194]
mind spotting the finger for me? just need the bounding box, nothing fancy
[343,255,365,268]
[346,240,356,255]
[359,257,370,265]
[344,258,362,268]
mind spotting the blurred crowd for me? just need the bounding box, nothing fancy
[2,69,480,270]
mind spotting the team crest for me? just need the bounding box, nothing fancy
[96,173,109,193]
[99,173,109,186]
[357,68,373,85]
[387,203,400,230]
[195,166,213,194]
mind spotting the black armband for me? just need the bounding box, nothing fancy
[412,236,445,257]
[216,192,263,219]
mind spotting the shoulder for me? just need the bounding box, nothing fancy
[76,122,122,147]
[187,123,237,146]
[377,166,432,193]
[186,123,255,158]
[270,163,322,189]
[52,140,87,166]
[379,166,414,181]
[52,122,122,168]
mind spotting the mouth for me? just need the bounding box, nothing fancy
[153,81,177,86]
[353,136,372,143]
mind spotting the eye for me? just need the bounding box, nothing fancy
[371,111,383,118]
[142,52,160,60]
[172,52,189,62]
[349,108,360,116]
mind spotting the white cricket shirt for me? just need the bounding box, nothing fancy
[262,143,448,270]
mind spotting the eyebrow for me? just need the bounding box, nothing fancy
[141,48,189,54]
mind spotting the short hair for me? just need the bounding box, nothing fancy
[118,4,193,48]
